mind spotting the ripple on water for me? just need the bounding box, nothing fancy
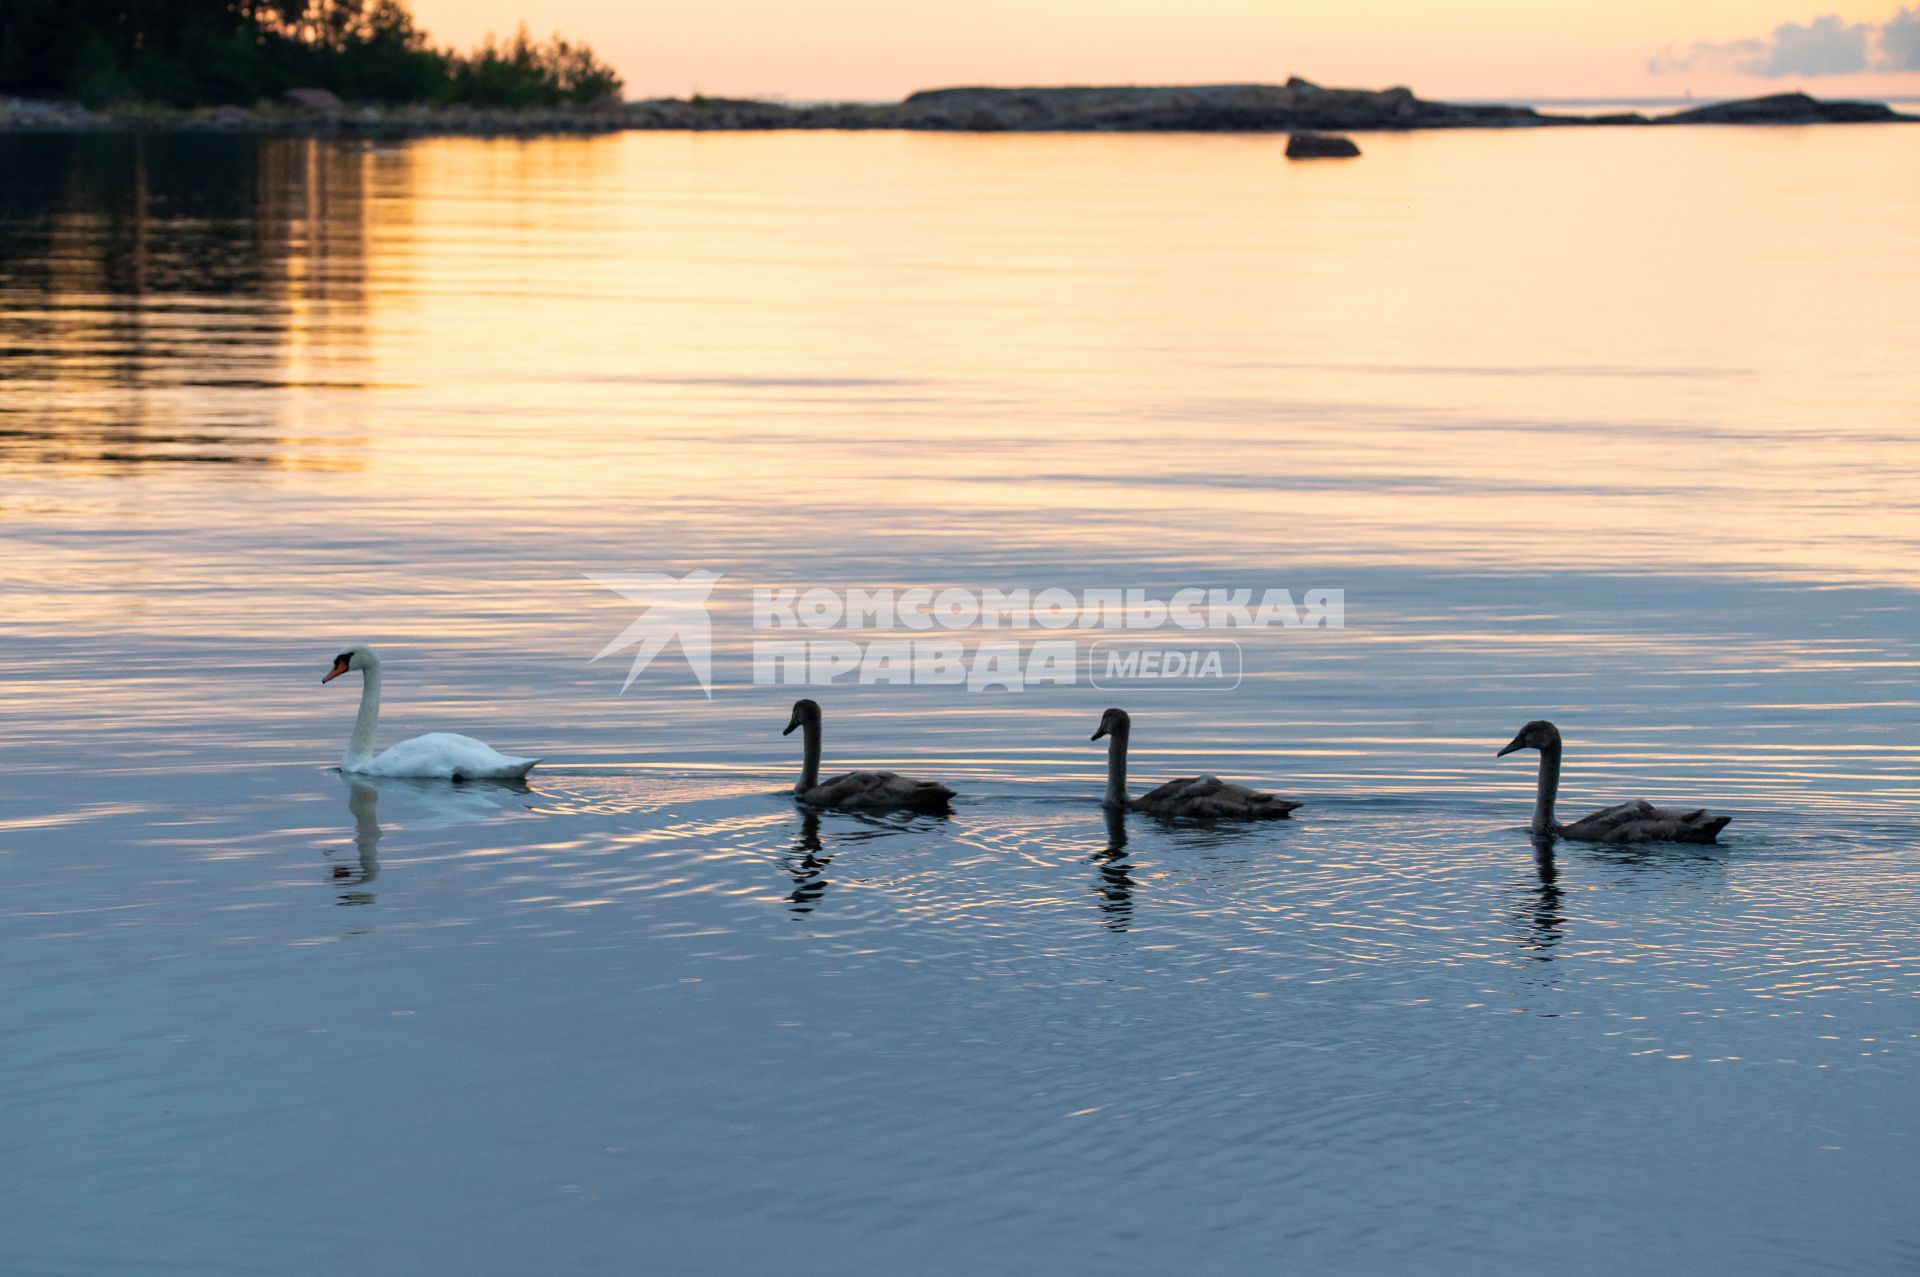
[5,126,1920,1273]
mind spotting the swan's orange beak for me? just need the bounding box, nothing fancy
[322,657,350,684]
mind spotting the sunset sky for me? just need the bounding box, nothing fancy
[408,0,1920,101]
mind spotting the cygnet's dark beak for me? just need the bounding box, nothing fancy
[782,717,800,736]
[1091,721,1109,741]
[1496,733,1527,757]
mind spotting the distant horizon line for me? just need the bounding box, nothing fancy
[702,86,1920,109]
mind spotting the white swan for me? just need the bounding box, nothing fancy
[1092,707,1301,820]
[1497,719,1729,844]
[782,698,954,811]
[323,644,540,781]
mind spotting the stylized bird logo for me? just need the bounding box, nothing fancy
[589,571,723,697]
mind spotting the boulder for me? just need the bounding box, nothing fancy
[283,87,344,116]
[1286,131,1360,158]
[0,97,96,129]
[1376,86,1419,118]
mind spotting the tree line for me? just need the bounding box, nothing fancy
[0,0,623,107]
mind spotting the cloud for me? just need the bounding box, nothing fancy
[1648,39,1764,76]
[1652,8,1920,77]
[1881,6,1920,70]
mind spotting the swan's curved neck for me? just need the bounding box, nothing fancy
[1103,725,1130,809]
[345,668,382,768]
[1531,739,1562,836]
[797,719,821,794]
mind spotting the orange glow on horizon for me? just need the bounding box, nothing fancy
[407,0,1920,102]
[9,129,1917,592]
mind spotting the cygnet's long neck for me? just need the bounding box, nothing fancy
[797,719,821,794]
[1103,724,1130,810]
[345,667,382,769]
[1531,738,1562,836]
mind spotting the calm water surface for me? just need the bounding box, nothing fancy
[2,126,1919,1274]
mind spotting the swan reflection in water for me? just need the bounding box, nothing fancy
[326,774,535,906]
[1091,807,1136,932]
[781,809,832,914]
[331,781,383,906]
[775,806,952,916]
[1515,839,1566,962]
[1509,833,1727,969]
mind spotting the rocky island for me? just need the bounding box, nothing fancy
[645,81,1913,133]
[3,79,1911,137]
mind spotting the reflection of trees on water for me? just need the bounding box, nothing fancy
[0,133,400,471]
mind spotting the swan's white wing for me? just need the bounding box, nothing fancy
[353,732,540,781]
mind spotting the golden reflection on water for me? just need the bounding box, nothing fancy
[3,126,1917,578]
[0,136,393,473]
[8,132,1920,1277]
[2,126,1919,815]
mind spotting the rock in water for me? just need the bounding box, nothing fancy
[283,88,344,116]
[1286,131,1360,158]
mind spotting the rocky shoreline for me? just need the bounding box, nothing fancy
[3,79,1911,137]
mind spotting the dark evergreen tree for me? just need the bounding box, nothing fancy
[0,0,622,107]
